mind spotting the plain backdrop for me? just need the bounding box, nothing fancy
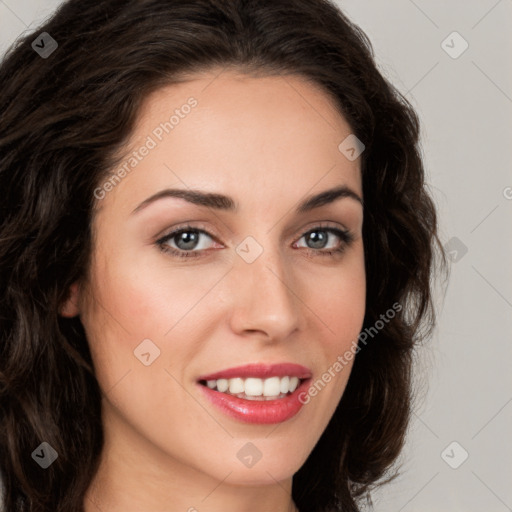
[1,1,511,511]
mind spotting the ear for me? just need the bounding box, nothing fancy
[59,282,81,317]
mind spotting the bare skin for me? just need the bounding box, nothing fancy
[61,68,366,512]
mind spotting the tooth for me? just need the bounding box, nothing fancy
[216,379,229,392]
[263,377,281,397]
[209,375,301,398]
[280,376,290,394]
[289,376,299,392]
[244,378,263,396]
[229,378,244,394]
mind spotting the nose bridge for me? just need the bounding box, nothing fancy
[229,235,302,339]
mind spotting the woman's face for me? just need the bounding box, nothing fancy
[65,69,365,498]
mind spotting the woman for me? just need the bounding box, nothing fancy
[0,0,447,511]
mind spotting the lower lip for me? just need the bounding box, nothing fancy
[198,379,311,424]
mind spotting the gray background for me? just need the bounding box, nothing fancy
[1,1,511,510]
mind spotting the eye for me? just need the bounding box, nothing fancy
[294,226,354,256]
[156,225,218,258]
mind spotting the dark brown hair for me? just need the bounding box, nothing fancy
[0,0,447,510]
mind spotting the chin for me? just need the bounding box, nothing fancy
[214,437,313,485]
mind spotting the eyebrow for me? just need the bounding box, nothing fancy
[131,184,362,215]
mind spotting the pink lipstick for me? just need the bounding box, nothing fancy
[197,363,312,424]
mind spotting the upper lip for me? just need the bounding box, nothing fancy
[197,363,312,381]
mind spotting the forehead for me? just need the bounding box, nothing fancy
[101,70,362,214]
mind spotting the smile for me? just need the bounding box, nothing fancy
[197,363,312,424]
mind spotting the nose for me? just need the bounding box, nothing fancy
[227,243,303,342]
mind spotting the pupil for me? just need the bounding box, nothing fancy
[176,231,199,250]
[308,230,327,249]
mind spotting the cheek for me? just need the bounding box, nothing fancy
[308,251,366,346]
[321,276,365,328]
[93,252,220,337]
[80,253,227,388]
[300,248,366,405]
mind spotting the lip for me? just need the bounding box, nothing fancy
[197,363,312,381]
[197,363,312,425]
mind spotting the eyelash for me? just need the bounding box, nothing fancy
[156,223,354,260]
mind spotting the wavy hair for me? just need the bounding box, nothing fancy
[0,0,447,510]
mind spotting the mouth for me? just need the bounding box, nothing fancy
[196,363,312,424]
